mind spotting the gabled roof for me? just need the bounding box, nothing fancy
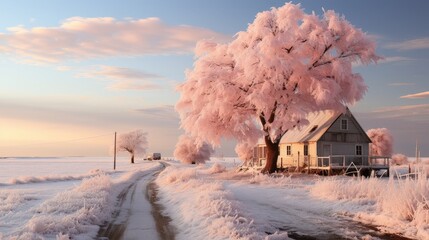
[279,110,341,144]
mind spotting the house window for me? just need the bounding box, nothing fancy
[286,145,291,156]
[304,145,308,156]
[341,119,348,130]
[355,145,362,156]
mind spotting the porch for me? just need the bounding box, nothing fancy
[251,155,390,176]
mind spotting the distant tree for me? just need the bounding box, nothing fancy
[117,130,148,164]
[367,128,393,156]
[176,3,379,173]
[174,135,214,164]
[235,141,254,163]
[391,153,408,165]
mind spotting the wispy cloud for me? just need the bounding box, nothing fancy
[400,91,429,99]
[379,56,414,63]
[388,82,415,87]
[385,37,429,51]
[353,56,411,67]
[79,65,163,91]
[372,104,429,120]
[0,17,230,63]
[134,105,180,125]
[56,65,72,71]
[82,65,161,80]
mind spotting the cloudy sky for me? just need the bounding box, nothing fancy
[0,0,428,157]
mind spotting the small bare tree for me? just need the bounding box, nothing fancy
[117,130,148,163]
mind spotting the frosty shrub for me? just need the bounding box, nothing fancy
[208,163,227,174]
[311,175,429,238]
[18,174,115,239]
[176,2,379,173]
[367,128,393,156]
[235,141,254,163]
[174,134,214,164]
[391,153,408,165]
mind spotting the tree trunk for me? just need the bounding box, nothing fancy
[261,135,280,174]
[131,154,135,164]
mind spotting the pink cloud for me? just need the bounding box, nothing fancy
[79,65,163,90]
[81,65,161,80]
[108,80,160,91]
[372,104,429,119]
[400,91,429,99]
[134,105,179,120]
[386,38,429,51]
[353,56,411,67]
[0,17,230,63]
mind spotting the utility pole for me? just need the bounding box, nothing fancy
[114,132,117,170]
[415,139,419,164]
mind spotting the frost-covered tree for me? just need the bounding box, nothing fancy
[176,3,379,173]
[117,130,148,164]
[174,135,214,164]
[367,128,393,156]
[391,153,408,165]
[235,141,254,163]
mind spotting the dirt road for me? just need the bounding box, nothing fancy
[97,163,174,240]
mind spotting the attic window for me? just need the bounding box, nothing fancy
[341,119,348,130]
[309,125,318,133]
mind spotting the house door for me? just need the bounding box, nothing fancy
[322,144,331,156]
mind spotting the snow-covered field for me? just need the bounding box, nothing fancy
[156,158,429,240]
[1,156,429,240]
[0,157,161,239]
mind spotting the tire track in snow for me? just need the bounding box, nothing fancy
[97,162,175,240]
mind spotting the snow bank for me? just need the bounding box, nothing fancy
[0,190,36,214]
[13,174,114,240]
[155,165,291,240]
[9,163,162,240]
[310,174,429,239]
[7,169,104,185]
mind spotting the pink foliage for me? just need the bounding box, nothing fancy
[367,128,393,156]
[391,153,408,165]
[176,3,379,147]
[235,142,254,162]
[116,130,148,158]
[174,135,214,164]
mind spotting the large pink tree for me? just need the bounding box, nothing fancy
[176,3,379,173]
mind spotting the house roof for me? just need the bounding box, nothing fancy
[279,110,340,144]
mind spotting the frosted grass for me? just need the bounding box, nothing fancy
[310,172,429,239]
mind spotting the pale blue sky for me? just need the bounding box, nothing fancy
[0,0,428,157]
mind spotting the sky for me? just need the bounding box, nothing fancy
[0,0,428,157]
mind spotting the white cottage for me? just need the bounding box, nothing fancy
[253,108,389,175]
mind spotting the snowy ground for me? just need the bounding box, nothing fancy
[156,158,429,240]
[0,157,162,239]
[1,157,428,240]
